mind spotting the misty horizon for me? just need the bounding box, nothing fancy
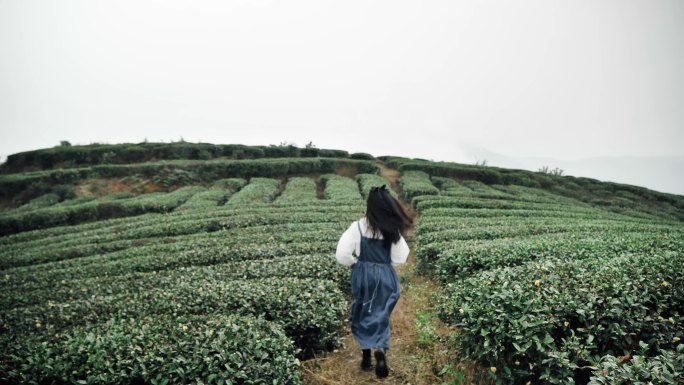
[1,0,683,194]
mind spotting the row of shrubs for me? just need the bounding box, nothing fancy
[226,177,280,206]
[3,228,348,291]
[413,196,617,215]
[0,186,205,236]
[1,142,376,173]
[418,206,637,222]
[430,229,684,281]
[2,253,350,310]
[275,177,318,204]
[384,156,542,186]
[0,157,379,201]
[384,156,684,222]
[0,203,356,254]
[0,202,359,267]
[1,314,303,385]
[1,217,343,271]
[2,275,346,353]
[3,227,347,289]
[416,216,680,246]
[322,173,367,203]
[173,178,247,211]
[399,170,440,201]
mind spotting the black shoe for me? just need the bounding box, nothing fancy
[374,349,388,378]
[361,349,372,371]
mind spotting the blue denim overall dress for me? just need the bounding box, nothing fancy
[349,220,401,350]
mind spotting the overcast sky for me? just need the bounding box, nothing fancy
[1,1,683,194]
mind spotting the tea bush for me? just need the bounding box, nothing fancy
[275,177,317,204]
[588,347,684,385]
[399,170,439,201]
[1,254,350,310]
[225,177,280,205]
[3,277,346,354]
[321,173,364,203]
[437,253,684,383]
[431,230,684,281]
[0,186,204,236]
[0,314,302,385]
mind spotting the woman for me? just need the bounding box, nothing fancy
[335,184,412,378]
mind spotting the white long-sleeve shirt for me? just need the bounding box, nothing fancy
[335,217,410,267]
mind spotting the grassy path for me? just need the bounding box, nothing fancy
[301,164,455,384]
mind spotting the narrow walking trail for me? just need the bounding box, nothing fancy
[301,164,451,384]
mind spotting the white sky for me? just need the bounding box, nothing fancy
[1,0,683,192]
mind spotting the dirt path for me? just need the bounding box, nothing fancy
[301,164,450,384]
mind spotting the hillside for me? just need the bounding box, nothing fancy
[1,142,682,222]
[0,142,682,384]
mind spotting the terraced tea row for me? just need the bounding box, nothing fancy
[1,314,301,384]
[430,229,684,281]
[416,216,678,236]
[418,206,671,222]
[2,276,345,353]
[0,142,358,173]
[0,224,353,268]
[0,186,206,236]
[0,203,361,251]
[2,254,348,309]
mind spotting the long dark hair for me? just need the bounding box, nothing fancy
[365,185,413,248]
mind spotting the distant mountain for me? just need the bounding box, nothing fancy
[460,145,684,196]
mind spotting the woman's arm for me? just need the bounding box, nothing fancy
[335,221,359,267]
[390,235,410,267]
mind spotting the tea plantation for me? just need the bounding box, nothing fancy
[0,143,682,384]
[391,160,684,384]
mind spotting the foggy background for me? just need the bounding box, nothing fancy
[1,0,683,194]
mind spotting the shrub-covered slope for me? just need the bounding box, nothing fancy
[0,143,682,384]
